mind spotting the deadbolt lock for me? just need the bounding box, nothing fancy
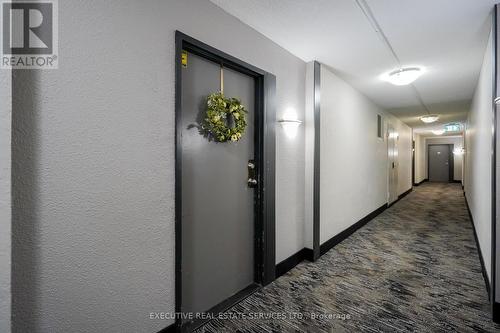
[247,159,257,188]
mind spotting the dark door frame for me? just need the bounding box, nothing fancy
[312,61,321,261]
[174,31,276,332]
[492,4,498,323]
[412,139,416,185]
[427,144,454,182]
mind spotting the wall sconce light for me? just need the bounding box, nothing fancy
[278,119,302,139]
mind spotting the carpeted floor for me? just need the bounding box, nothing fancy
[196,183,500,332]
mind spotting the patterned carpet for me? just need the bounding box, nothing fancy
[196,183,500,332]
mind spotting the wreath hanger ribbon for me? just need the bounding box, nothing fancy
[201,64,247,142]
[220,64,224,94]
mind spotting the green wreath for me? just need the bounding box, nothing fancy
[203,92,247,142]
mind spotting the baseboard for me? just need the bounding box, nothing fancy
[399,187,413,201]
[493,302,500,323]
[303,248,314,262]
[276,248,311,278]
[388,188,413,208]
[177,283,259,332]
[414,179,428,186]
[464,195,491,299]
[320,203,388,256]
[157,323,176,333]
[276,190,410,279]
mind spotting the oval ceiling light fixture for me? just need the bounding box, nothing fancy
[420,114,439,124]
[432,129,445,135]
[381,67,423,86]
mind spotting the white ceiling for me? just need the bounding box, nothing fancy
[210,0,497,129]
[389,99,470,129]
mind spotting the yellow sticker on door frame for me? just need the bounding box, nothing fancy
[181,50,188,68]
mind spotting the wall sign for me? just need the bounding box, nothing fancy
[444,123,462,132]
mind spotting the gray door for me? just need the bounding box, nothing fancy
[181,52,255,314]
[428,144,450,182]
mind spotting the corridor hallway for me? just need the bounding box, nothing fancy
[197,183,499,332]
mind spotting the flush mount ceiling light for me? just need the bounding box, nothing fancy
[420,114,439,124]
[432,129,445,135]
[381,67,423,86]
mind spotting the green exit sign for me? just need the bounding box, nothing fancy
[444,123,462,132]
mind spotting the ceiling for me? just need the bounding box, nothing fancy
[389,100,470,129]
[210,0,497,129]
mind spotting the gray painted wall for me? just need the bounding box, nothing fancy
[11,0,305,332]
[0,68,11,333]
[465,24,493,282]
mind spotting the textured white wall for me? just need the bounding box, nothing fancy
[414,134,426,183]
[0,69,11,333]
[424,136,464,181]
[393,116,413,195]
[465,27,493,281]
[319,66,412,244]
[11,0,305,332]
